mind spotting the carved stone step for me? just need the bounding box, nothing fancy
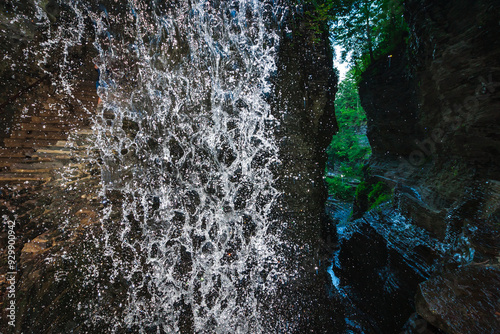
[51,141,89,151]
[32,152,72,160]
[75,129,94,135]
[10,168,53,173]
[28,116,86,124]
[35,147,73,154]
[0,158,43,168]
[0,162,16,168]
[11,162,64,170]
[32,148,76,160]
[0,157,39,163]
[55,141,69,147]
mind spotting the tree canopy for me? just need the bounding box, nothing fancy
[301,0,407,74]
[332,0,406,64]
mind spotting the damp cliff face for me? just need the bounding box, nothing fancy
[1,1,102,332]
[270,10,341,332]
[360,0,500,235]
[360,0,500,252]
[338,0,500,332]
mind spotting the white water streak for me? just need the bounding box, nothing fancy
[87,1,284,332]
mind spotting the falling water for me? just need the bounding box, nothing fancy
[28,0,288,332]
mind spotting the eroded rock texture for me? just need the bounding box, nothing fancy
[360,0,500,238]
[338,0,500,332]
[269,7,341,332]
[416,265,500,334]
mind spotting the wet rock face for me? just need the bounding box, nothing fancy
[400,313,445,334]
[405,0,500,180]
[0,168,104,333]
[342,0,500,332]
[273,16,338,246]
[358,44,419,160]
[416,265,500,334]
[358,0,500,233]
[269,9,342,331]
[357,0,500,258]
[2,1,341,332]
[337,209,439,333]
[1,2,41,141]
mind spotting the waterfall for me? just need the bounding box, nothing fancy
[28,0,288,332]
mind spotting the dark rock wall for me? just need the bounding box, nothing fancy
[358,44,419,160]
[1,1,97,143]
[1,1,43,142]
[269,7,341,331]
[1,1,101,332]
[273,13,338,246]
[341,0,500,332]
[359,0,500,236]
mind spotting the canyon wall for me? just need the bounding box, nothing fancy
[270,7,341,331]
[340,0,500,332]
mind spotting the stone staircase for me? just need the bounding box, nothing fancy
[0,79,97,188]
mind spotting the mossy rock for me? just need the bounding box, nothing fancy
[354,180,392,216]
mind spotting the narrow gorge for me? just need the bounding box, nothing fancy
[0,0,498,333]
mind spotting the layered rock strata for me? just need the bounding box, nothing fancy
[338,0,500,332]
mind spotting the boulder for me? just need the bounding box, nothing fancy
[416,265,500,334]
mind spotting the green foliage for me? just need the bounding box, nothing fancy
[331,0,407,65]
[325,71,371,200]
[294,0,339,44]
[355,181,392,210]
[326,71,371,169]
[325,175,355,201]
[367,181,392,208]
[334,73,366,126]
[304,1,335,31]
[328,131,370,163]
[300,0,408,78]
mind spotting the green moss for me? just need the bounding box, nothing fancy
[325,175,355,201]
[367,181,392,209]
[356,180,392,210]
